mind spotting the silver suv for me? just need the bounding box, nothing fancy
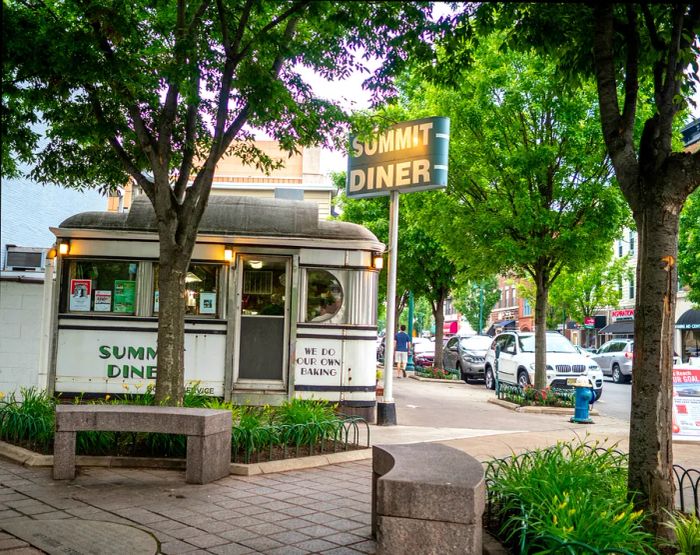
[591,339,634,383]
[483,331,604,400]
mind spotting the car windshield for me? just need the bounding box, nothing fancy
[460,336,493,351]
[518,333,577,353]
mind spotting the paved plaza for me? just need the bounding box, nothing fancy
[0,458,375,554]
[1,380,697,554]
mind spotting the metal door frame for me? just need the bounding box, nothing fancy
[230,252,293,392]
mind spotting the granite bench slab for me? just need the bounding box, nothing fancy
[53,405,232,484]
[372,443,485,554]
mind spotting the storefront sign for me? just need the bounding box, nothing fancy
[612,308,635,320]
[69,279,92,311]
[584,317,595,329]
[55,328,225,395]
[672,365,700,442]
[294,339,343,386]
[346,117,450,198]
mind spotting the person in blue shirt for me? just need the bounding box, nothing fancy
[394,325,411,378]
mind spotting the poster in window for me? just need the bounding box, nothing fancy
[94,290,112,312]
[114,280,136,313]
[69,279,92,311]
[199,292,216,314]
[153,290,159,313]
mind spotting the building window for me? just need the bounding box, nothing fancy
[618,240,623,257]
[522,298,532,317]
[154,264,219,317]
[65,260,138,314]
[305,270,343,323]
[628,274,635,300]
[629,230,635,256]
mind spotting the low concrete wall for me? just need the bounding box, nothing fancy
[372,443,485,554]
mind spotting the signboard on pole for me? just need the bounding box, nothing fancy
[672,365,700,442]
[346,117,450,198]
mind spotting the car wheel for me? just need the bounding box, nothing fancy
[612,364,623,384]
[594,388,603,401]
[485,367,495,390]
[457,362,468,382]
[517,370,530,389]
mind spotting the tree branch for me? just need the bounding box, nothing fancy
[85,86,153,196]
[621,5,640,135]
[174,69,201,201]
[592,4,639,201]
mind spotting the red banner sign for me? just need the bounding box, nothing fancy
[611,308,635,319]
[672,366,700,442]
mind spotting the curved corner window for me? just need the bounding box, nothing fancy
[154,264,219,317]
[65,260,138,314]
[306,270,343,323]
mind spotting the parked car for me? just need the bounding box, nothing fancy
[483,331,604,400]
[413,341,435,369]
[443,335,494,381]
[591,339,634,383]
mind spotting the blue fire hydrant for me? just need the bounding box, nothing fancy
[570,376,596,424]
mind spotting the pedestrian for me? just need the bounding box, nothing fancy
[395,325,411,378]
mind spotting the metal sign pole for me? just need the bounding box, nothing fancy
[377,189,399,425]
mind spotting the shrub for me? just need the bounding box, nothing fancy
[486,439,656,553]
[0,388,56,452]
[418,367,457,380]
[663,510,700,554]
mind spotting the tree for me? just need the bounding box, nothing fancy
[340,187,458,369]
[518,254,628,344]
[452,277,501,335]
[412,34,626,390]
[3,1,440,404]
[476,2,700,536]
[679,188,700,307]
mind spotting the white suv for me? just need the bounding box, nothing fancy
[484,331,604,400]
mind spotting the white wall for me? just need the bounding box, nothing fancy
[0,279,44,396]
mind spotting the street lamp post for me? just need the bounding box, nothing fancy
[478,282,484,334]
[407,291,415,372]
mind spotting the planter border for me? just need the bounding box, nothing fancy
[409,375,465,384]
[0,440,372,476]
[487,398,599,416]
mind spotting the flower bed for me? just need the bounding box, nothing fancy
[485,439,655,553]
[0,387,368,463]
[415,367,460,380]
[497,382,574,408]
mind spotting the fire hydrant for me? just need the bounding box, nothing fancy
[570,376,596,424]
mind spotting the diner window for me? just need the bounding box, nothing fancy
[66,260,138,314]
[306,270,343,323]
[241,258,286,316]
[153,264,219,316]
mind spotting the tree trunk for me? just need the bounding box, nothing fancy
[533,268,549,389]
[433,297,445,369]
[627,201,679,538]
[154,242,189,405]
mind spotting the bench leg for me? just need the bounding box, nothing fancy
[53,431,76,480]
[186,431,231,484]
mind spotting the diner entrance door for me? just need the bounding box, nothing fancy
[234,255,290,389]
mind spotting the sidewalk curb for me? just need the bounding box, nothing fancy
[0,440,372,475]
[487,398,599,416]
[409,375,465,384]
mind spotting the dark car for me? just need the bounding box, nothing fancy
[443,335,494,381]
[413,341,435,369]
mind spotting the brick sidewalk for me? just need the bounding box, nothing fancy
[0,459,375,554]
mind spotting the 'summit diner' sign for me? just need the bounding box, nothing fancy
[346,117,450,198]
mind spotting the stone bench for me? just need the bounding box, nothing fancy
[372,443,485,554]
[53,405,232,484]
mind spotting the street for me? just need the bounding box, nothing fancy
[390,375,632,431]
